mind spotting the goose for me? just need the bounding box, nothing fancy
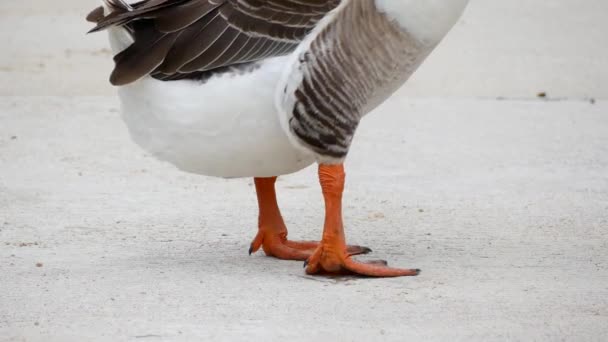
[88,0,470,277]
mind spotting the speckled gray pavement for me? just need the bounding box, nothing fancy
[1,1,608,341]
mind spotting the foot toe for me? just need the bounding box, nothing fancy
[347,245,372,256]
[342,257,419,277]
[249,232,318,261]
[364,259,388,266]
[248,232,264,255]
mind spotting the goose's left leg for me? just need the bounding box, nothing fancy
[249,177,370,261]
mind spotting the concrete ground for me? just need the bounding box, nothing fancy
[2,97,607,341]
[2,0,608,99]
[1,0,608,341]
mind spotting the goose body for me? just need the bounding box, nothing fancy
[92,0,469,178]
[89,0,470,277]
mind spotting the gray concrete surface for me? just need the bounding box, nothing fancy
[2,0,608,341]
[2,97,607,341]
[2,0,608,99]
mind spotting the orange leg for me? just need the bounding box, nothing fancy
[304,164,420,277]
[249,177,371,261]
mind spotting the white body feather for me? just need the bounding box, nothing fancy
[106,23,314,178]
[375,0,470,46]
[117,61,315,178]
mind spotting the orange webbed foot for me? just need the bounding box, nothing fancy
[249,229,371,261]
[304,244,420,277]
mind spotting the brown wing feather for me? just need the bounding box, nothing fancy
[88,0,341,85]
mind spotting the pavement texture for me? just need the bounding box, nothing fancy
[2,0,608,341]
[1,96,607,341]
[2,0,608,99]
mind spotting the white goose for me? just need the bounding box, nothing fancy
[88,0,470,277]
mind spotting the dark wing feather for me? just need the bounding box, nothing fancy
[110,24,180,85]
[88,0,341,85]
[86,6,105,23]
